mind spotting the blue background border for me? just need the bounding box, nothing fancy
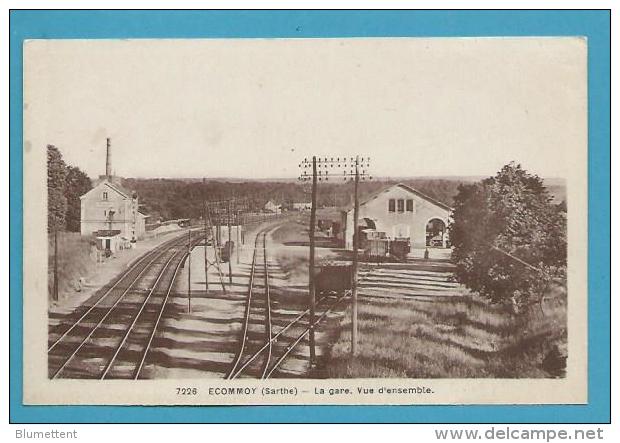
[9,10,611,424]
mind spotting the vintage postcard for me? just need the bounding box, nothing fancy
[22,37,587,405]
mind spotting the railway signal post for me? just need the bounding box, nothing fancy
[204,197,251,292]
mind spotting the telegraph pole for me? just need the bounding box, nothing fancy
[203,178,209,294]
[299,156,371,362]
[236,209,241,265]
[351,156,360,356]
[53,227,59,302]
[188,229,192,313]
[227,199,233,285]
[308,156,318,365]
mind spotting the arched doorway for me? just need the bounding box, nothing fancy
[362,218,376,230]
[426,218,447,248]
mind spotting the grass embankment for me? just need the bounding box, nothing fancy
[48,231,95,301]
[320,292,566,379]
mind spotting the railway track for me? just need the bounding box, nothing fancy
[226,229,272,379]
[226,228,352,379]
[48,231,203,379]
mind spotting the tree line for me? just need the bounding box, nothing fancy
[120,177,467,223]
[47,145,92,232]
[47,144,470,232]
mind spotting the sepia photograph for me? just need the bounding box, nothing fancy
[22,36,588,405]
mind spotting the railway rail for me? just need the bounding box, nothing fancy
[226,228,357,380]
[48,231,203,379]
[226,229,272,379]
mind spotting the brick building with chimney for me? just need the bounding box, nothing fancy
[79,138,147,249]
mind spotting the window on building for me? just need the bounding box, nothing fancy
[397,199,405,212]
[388,199,396,212]
[406,199,414,212]
[102,191,108,200]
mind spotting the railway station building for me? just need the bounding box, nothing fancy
[341,183,452,251]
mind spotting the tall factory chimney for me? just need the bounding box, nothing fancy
[105,137,112,179]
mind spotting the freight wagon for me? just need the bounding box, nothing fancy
[389,238,411,261]
[315,264,352,294]
[359,229,410,262]
[364,238,390,262]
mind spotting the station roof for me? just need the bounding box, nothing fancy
[342,183,453,212]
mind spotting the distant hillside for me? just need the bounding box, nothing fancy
[542,178,567,203]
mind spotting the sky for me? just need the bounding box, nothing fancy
[24,37,586,180]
